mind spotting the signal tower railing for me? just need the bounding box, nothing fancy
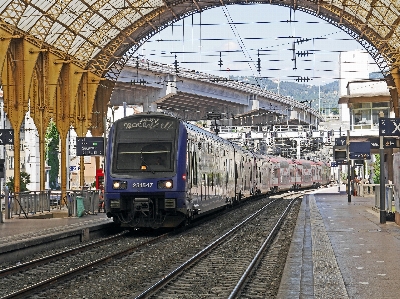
[3,189,101,219]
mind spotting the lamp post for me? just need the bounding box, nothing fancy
[347,130,351,202]
[318,82,325,114]
[379,111,386,224]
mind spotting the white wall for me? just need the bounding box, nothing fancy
[24,112,40,191]
[339,50,372,124]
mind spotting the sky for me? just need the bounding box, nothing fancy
[134,4,380,86]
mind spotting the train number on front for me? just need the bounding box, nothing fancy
[132,182,154,188]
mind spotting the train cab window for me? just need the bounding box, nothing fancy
[114,142,173,172]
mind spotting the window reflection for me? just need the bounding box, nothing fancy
[352,102,390,130]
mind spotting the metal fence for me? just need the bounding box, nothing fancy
[3,188,101,219]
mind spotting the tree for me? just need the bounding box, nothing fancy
[6,171,31,192]
[373,154,380,184]
[45,120,60,190]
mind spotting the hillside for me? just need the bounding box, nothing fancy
[230,76,339,114]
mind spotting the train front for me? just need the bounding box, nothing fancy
[104,113,189,229]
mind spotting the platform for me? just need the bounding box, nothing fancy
[2,186,400,298]
[278,185,400,299]
[0,210,113,263]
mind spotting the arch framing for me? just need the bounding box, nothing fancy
[1,0,400,193]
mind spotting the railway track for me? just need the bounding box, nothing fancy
[1,190,308,298]
[134,195,300,298]
[0,231,168,299]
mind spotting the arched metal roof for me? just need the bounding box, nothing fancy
[1,0,400,78]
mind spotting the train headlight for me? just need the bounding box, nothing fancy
[158,180,173,189]
[113,180,127,189]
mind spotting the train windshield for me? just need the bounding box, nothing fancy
[115,142,173,172]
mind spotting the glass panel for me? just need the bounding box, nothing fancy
[353,109,366,125]
[372,108,390,127]
[372,102,390,108]
[361,103,371,108]
[115,142,173,172]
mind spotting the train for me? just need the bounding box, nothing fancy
[104,112,330,229]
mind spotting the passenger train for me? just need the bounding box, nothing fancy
[104,112,330,229]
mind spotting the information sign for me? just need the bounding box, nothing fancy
[370,137,398,149]
[334,137,347,146]
[76,137,104,156]
[0,129,14,145]
[379,118,400,136]
[207,113,221,120]
[349,142,371,160]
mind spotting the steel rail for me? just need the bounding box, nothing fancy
[0,230,129,278]
[134,198,280,299]
[228,196,300,298]
[0,232,169,299]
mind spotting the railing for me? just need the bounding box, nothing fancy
[3,189,102,219]
[356,183,376,197]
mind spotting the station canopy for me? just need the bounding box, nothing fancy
[1,1,400,73]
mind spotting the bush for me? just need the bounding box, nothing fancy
[6,171,31,192]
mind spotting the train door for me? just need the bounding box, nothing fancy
[296,164,302,188]
[311,164,317,183]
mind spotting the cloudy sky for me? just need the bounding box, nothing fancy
[135,4,380,85]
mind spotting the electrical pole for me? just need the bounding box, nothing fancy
[379,135,386,224]
[347,130,351,202]
[338,127,342,193]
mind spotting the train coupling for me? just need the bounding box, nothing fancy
[134,198,150,212]
[193,204,201,215]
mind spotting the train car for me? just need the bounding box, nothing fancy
[254,153,272,195]
[104,112,248,229]
[290,160,302,190]
[313,161,330,187]
[268,156,293,192]
[104,112,330,229]
[299,159,314,188]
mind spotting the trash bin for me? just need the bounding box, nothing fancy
[376,185,394,211]
[76,196,85,217]
[386,185,393,212]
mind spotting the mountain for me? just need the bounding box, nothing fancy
[230,76,339,113]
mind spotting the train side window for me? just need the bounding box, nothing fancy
[192,151,198,186]
[187,150,192,188]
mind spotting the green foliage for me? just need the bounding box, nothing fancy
[45,120,60,190]
[341,172,347,183]
[6,171,31,192]
[373,154,380,184]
